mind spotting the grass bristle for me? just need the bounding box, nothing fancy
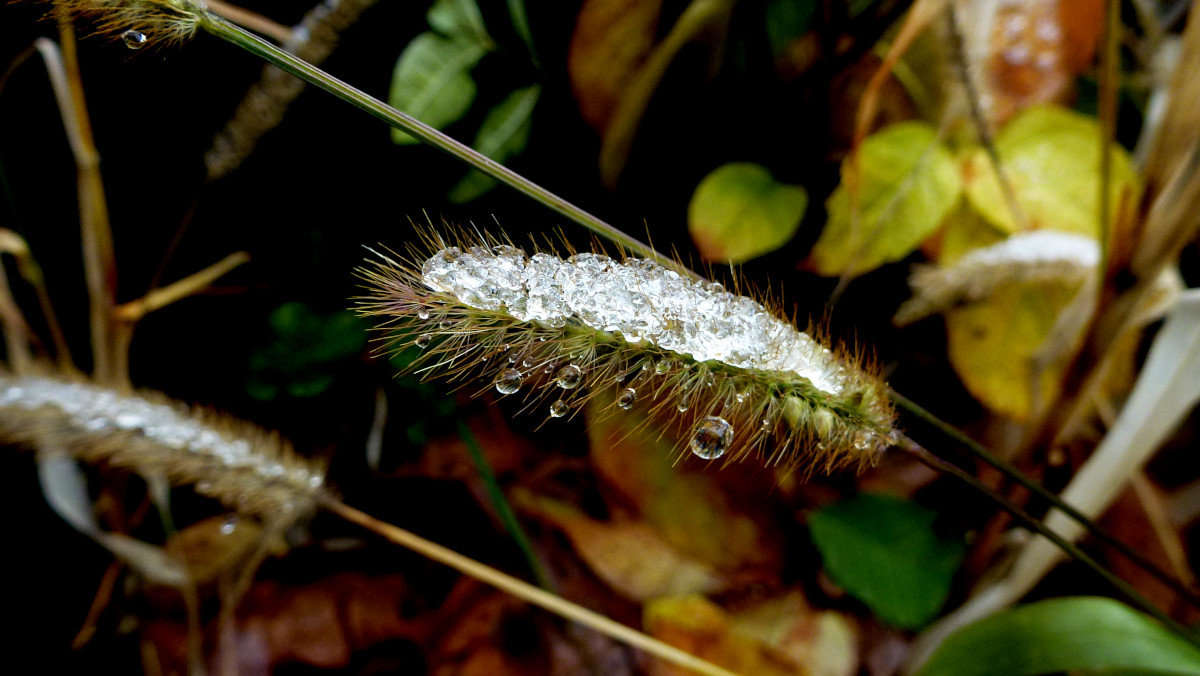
[357,228,896,475]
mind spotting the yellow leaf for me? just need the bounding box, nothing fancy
[810,121,961,277]
[935,203,1007,265]
[944,278,1080,419]
[688,163,808,263]
[961,105,1140,236]
[644,593,859,676]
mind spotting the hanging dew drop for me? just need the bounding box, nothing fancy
[549,399,569,418]
[494,369,523,394]
[121,30,147,49]
[617,387,637,410]
[415,333,432,349]
[417,307,430,320]
[690,416,733,460]
[555,364,583,389]
[654,358,673,375]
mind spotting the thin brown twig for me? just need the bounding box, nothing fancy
[0,229,75,370]
[109,252,250,387]
[321,496,737,676]
[39,20,118,384]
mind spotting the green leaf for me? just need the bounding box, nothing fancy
[808,493,965,628]
[809,121,961,277]
[389,32,488,145]
[687,162,808,263]
[427,0,492,46]
[961,105,1140,237]
[764,0,814,58]
[916,597,1200,676]
[447,84,541,203]
[505,0,536,60]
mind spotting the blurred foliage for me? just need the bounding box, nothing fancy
[246,302,367,400]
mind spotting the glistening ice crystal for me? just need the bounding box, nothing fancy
[421,246,847,395]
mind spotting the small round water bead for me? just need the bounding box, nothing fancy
[689,416,733,460]
[616,387,637,410]
[415,333,432,349]
[549,399,570,418]
[494,369,523,394]
[555,364,583,389]
[121,30,147,49]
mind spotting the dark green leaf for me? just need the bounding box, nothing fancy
[389,32,488,145]
[916,597,1200,676]
[246,302,367,401]
[809,493,965,628]
[764,0,814,57]
[447,84,541,203]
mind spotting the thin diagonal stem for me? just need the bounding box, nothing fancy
[197,14,694,280]
[457,421,554,590]
[321,496,736,676]
[898,435,1199,647]
[891,389,1200,610]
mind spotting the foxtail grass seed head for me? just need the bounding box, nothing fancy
[358,232,896,473]
[55,0,207,47]
[0,374,327,518]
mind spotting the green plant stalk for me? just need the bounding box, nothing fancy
[457,420,554,591]
[197,14,685,276]
[899,436,1200,648]
[891,389,1200,609]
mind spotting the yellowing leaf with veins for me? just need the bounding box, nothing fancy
[810,121,961,277]
[961,105,1139,236]
[945,277,1081,419]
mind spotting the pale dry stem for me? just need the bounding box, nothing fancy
[322,497,737,676]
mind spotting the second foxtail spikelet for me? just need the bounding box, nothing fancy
[0,373,328,518]
[357,230,896,473]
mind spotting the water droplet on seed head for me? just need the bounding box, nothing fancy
[494,369,523,394]
[555,364,583,389]
[690,416,733,460]
[617,387,636,410]
[549,399,569,418]
[121,29,147,49]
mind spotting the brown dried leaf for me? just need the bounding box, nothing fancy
[644,593,859,676]
[567,0,665,132]
[514,490,727,602]
[587,399,783,575]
